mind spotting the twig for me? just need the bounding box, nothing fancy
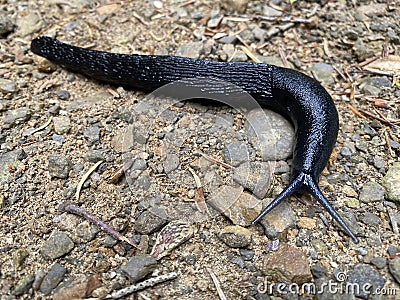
[206,268,227,300]
[388,208,399,235]
[187,167,210,215]
[75,161,103,201]
[105,272,178,299]
[64,203,141,249]
[200,153,234,169]
[108,159,135,184]
[358,109,395,126]
[239,45,261,63]
[383,129,395,157]
[347,104,366,119]
[179,0,195,7]
[27,116,53,136]
[278,47,289,68]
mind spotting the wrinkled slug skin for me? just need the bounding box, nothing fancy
[31,36,359,243]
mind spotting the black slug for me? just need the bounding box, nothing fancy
[31,36,359,243]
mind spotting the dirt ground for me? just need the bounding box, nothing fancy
[1,0,400,299]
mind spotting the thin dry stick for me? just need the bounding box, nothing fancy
[105,272,178,299]
[206,268,227,300]
[383,129,395,157]
[388,208,399,235]
[187,166,210,215]
[347,104,366,119]
[76,161,103,201]
[28,116,53,135]
[358,109,395,126]
[64,203,141,249]
[108,159,135,184]
[200,153,234,169]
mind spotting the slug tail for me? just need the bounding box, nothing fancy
[252,172,359,244]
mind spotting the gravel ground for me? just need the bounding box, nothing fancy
[1,0,400,299]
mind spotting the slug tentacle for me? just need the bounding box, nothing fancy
[30,36,360,243]
[251,172,359,244]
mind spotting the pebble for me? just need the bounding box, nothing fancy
[346,264,386,299]
[245,109,294,161]
[0,149,26,184]
[53,275,102,300]
[360,76,392,96]
[55,90,71,101]
[358,181,385,203]
[360,212,381,226]
[309,63,335,86]
[48,155,72,179]
[357,4,387,18]
[240,249,255,261]
[53,116,71,135]
[208,185,262,226]
[84,149,106,163]
[353,40,375,62]
[218,225,252,248]
[41,230,75,260]
[259,198,296,235]
[310,263,328,279]
[297,217,317,230]
[120,254,157,282]
[388,258,400,284]
[0,11,15,36]
[222,141,253,167]
[163,153,180,174]
[16,11,44,36]
[134,208,168,234]
[40,263,67,295]
[382,162,400,203]
[370,257,386,269]
[72,221,100,243]
[4,107,32,128]
[0,78,16,93]
[175,41,203,59]
[260,243,312,284]
[220,0,249,13]
[13,274,35,296]
[233,161,272,199]
[83,125,101,145]
[263,5,283,17]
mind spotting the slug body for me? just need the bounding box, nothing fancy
[31,36,359,243]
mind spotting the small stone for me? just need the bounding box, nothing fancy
[388,258,400,284]
[175,41,203,59]
[218,225,252,248]
[260,198,296,234]
[346,264,386,299]
[311,239,328,254]
[0,11,15,37]
[382,162,400,203]
[233,162,272,198]
[40,263,67,295]
[240,249,255,261]
[297,217,317,230]
[84,150,106,163]
[120,254,157,282]
[370,257,386,269]
[359,181,385,203]
[53,116,71,134]
[260,243,312,284]
[263,5,283,17]
[41,230,75,260]
[245,109,294,161]
[12,248,28,270]
[4,107,31,127]
[309,63,335,86]
[53,275,102,300]
[222,141,253,167]
[72,221,100,243]
[0,78,16,93]
[16,11,44,36]
[134,208,168,234]
[310,263,328,279]
[360,212,381,226]
[83,126,101,145]
[163,153,180,174]
[353,40,375,62]
[48,155,72,179]
[220,0,248,13]
[14,274,35,296]
[55,90,71,100]
[346,198,360,209]
[208,185,262,226]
